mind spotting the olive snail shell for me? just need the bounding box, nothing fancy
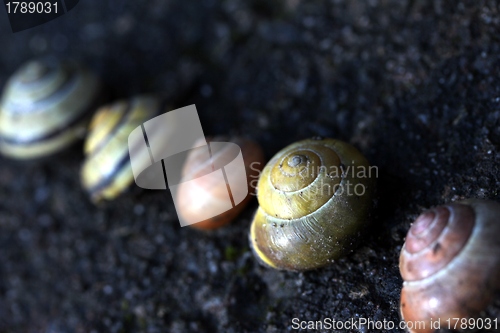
[80,96,165,203]
[0,58,102,159]
[176,136,265,230]
[399,200,500,333]
[249,137,376,271]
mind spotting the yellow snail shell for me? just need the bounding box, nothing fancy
[80,96,164,202]
[0,58,102,159]
[249,137,376,271]
[176,136,265,230]
[399,199,500,333]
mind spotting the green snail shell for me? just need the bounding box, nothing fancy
[80,95,165,202]
[0,58,102,159]
[249,138,376,271]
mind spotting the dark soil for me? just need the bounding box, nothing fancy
[1,0,500,332]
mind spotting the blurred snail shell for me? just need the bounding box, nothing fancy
[176,136,265,230]
[0,58,102,159]
[81,95,165,202]
[249,137,376,271]
[399,199,500,333]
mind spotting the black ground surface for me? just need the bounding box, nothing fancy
[1,0,500,332]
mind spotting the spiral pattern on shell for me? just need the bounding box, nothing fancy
[250,137,375,271]
[0,58,102,159]
[81,95,165,202]
[399,199,500,333]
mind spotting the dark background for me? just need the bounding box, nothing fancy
[1,0,500,332]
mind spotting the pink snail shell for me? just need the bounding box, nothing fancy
[176,136,265,230]
[399,199,500,333]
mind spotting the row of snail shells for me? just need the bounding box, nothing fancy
[0,58,102,159]
[0,58,266,230]
[176,136,265,230]
[250,137,376,271]
[5,58,500,325]
[81,95,165,203]
[399,199,500,333]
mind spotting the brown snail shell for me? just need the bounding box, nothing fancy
[80,95,165,202]
[0,58,102,159]
[176,136,265,230]
[399,199,500,333]
[249,137,376,271]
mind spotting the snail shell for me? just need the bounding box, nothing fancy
[399,199,500,333]
[176,136,265,230]
[0,58,102,159]
[80,96,164,202]
[249,137,376,271]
